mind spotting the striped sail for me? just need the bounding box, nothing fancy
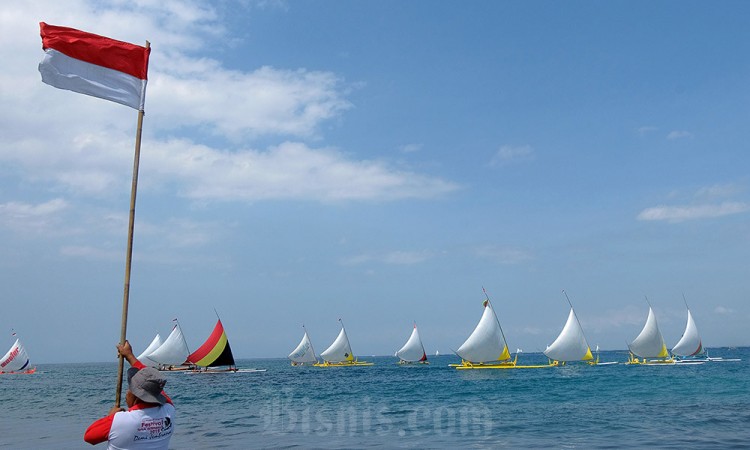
[320,325,355,363]
[629,307,669,358]
[289,329,318,364]
[188,319,235,368]
[671,309,703,357]
[455,302,511,363]
[396,323,427,362]
[544,308,594,362]
[0,339,31,372]
[145,323,190,366]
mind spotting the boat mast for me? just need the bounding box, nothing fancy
[482,287,511,355]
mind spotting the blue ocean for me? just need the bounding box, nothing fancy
[1,348,749,449]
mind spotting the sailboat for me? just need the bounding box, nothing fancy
[545,308,595,365]
[451,289,552,369]
[186,318,264,373]
[289,325,318,366]
[143,321,192,370]
[671,307,704,362]
[671,304,741,363]
[136,333,162,365]
[396,323,428,364]
[627,302,676,365]
[314,319,373,367]
[0,335,36,374]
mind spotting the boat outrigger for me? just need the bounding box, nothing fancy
[451,289,553,370]
[314,319,373,367]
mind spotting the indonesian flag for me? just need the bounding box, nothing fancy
[38,22,150,111]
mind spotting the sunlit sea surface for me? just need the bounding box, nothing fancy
[1,348,749,449]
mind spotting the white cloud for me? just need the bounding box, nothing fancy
[399,144,423,153]
[0,199,68,232]
[666,130,693,140]
[342,250,434,266]
[0,1,458,205]
[636,126,658,136]
[714,306,734,315]
[474,245,533,264]
[144,140,458,202]
[637,202,749,223]
[489,145,535,167]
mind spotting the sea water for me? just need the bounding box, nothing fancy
[1,348,749,449]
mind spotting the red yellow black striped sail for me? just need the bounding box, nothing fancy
[187,319,236,367]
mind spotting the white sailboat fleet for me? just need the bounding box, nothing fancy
[396,323,428,364]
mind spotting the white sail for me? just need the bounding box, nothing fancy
[0,339,32,372]
[396,324,427,362]
[455,302,511,363]
[320,325,354,363]
[137,334,162,364]
[145,323,190,366]
[544,308,594,362]
[629,307,669,358]
[671,309,703,357]
[289,329,318,364]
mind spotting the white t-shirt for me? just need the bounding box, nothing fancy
[107,404,176,450]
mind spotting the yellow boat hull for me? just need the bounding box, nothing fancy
[313,360,374,367]
[451,361,554,370]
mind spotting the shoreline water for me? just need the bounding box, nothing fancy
[1,348,748,449]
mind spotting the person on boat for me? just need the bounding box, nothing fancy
[84,340,175,448]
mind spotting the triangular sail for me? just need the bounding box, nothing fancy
[396,323,427,362]
[671,309,703,357]
[188,319,236,368]
[145,323,190,366]
[0,339,31,372]
[455,301,511,363]
[320,323,355,363]
[544,308,594,362]
[629,307,669,358]
[289,329,318,364]
[137,334,162,364]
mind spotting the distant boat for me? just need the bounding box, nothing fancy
[137,333,162,364]
[451,289,552,370]
[396,323,428,364]
[627,303,677,365]
[289,325,318,366]
[672,304,740,363]
[671,307,704,360]
[0,335,36,375]
[315,319,373,367]
[143,321,192,370]
[435,350,440,356]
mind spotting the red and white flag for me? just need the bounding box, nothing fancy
[38,22,150,110]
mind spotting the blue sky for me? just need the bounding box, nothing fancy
[1,1,748,363]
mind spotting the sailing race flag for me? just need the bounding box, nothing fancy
[38,22,151,110]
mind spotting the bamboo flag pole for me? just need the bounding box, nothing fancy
[115,41,150,407]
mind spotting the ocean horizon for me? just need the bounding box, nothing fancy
[1,347,748,449]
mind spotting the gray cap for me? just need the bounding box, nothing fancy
[127,367,167,405]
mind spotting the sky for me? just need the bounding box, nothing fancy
[1,1,748,364]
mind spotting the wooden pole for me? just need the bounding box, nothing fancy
[115,41,149,407]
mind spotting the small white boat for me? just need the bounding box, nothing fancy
[288,325,319,366]
[396,323,428,364]
[315,319,373,367]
